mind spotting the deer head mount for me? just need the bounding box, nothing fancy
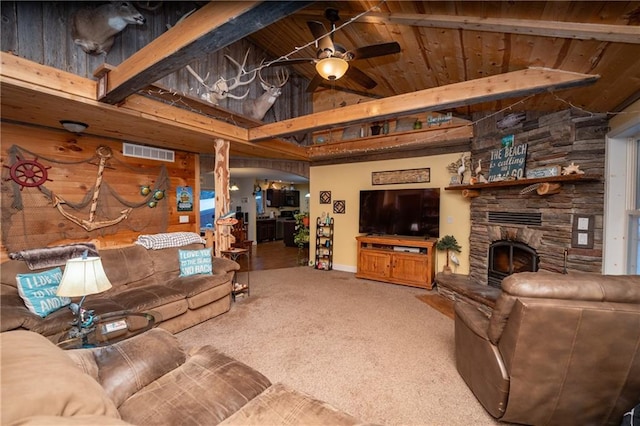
[242,66,290,121]
[186,50,257,105]
[71,1,146,55]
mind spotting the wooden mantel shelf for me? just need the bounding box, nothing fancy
[445,174,601,197]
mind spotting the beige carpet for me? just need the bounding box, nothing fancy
[175,267,499,426]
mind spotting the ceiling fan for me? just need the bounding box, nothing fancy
[278,8,401,93]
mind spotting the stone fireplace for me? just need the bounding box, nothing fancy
[465,109,607,288]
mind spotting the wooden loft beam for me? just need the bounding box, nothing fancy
[360,13,640,44]
[249,68,599,141]
[96,1,312,105]
[0,52,308,161]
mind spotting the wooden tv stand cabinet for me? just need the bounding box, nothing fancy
[355,235,437,289]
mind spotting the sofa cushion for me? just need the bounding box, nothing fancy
[0,293,43,332]
[0,331,120,424]
[220,383,365,425]
[178,248,213,277]
[16,267,70,317]
[118,345,271,425]
[166,272,231,309]
[99,245,156,289]
[66,329,187,407]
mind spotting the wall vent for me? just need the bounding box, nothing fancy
[123,143,175,162]
[487,211,542,226]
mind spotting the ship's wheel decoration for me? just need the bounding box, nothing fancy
[3,156,52,190]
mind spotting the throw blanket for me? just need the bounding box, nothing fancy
[9,243,99,270]
[136,232,206,250]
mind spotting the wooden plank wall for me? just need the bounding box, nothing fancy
[0,1,312,131]
[467,109,607,285]
[0,122,198,262]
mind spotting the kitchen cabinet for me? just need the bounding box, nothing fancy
[256,219,276,242]
[266,189,299,207]
[266,189,283,207]
[283,220,297,247]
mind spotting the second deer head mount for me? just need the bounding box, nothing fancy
[242,66,290,121]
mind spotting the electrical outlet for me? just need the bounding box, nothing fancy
[447,216,454,224]
[179,215,189,223]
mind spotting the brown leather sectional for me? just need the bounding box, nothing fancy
[0,328,366,425]
[0,243,239,343]
[455,270,640,425]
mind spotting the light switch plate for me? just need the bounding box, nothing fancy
[179,215,189,223]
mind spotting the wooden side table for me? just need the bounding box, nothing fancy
[220,247,250,301]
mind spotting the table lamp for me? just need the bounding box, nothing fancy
[56,251,112,339]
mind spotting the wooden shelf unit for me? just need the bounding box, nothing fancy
[314,217,334,270]
[355,235,437,289]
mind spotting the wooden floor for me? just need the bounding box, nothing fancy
[235,240,309,271]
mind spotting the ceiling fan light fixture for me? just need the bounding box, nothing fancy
[316,57,349,81]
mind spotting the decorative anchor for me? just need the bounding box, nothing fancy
[52,146,132,231]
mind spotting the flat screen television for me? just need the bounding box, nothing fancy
[359,188,440,238]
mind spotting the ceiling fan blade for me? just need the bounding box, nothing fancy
[345,66,377,90]
[272,58,316,66]
[307,21,334,57]
[347,42,401,61]
[305,74,325,93]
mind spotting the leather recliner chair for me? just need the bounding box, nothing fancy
[454,270,640,425]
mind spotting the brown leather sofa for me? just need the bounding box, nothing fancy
[455,270,640,425]
[0,243,239,343]
[0,328,366,426]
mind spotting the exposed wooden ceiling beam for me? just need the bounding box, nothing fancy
[0,52,308,161]
[248,68,600,141]
[97,1,312,105]
[307,124,473,160]
[359,13,640,44]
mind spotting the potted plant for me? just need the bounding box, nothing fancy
[436,235,462,274]
[293,212,310,247]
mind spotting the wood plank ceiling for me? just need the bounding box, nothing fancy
[1,1,639,162]
[248,1,640,116]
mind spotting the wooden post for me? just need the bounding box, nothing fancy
[214,138,233,257]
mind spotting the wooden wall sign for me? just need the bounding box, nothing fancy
[488,143,528,182]
[372,168,430,185]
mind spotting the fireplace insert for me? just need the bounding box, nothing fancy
[488,240,539,288]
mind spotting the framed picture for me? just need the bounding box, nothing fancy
[333,200,345,214]
[320,191,331,204]
[372,168,430,185]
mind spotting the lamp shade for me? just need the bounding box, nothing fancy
[315,58,349,81]
[56,257,112,297]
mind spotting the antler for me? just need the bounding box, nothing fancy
[258,65,290,88]
[223,49,257,100]
[185,49,257,104]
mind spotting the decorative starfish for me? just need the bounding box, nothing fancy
[561,162,585,175]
